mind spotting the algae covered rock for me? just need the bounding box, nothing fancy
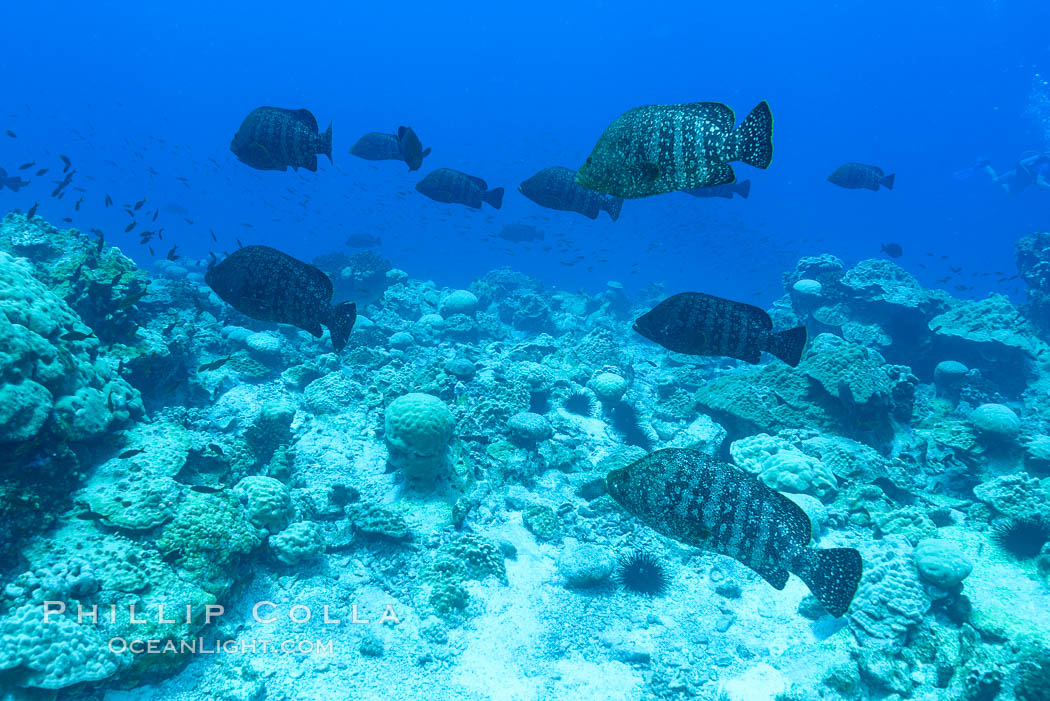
[523,503,561,542]
[730,433,837,500]
[913,538,972,589]
[269,521,324,565]
[234,476,293,532]
[557,542,615,588]
[0,603,128,689]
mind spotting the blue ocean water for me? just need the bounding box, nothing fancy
[2,1,1047,301]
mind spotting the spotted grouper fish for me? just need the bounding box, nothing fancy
[230,107,333,172]
[827,162,895,191]
[519,166,623,221]
[633,291,807,366]
[576,101,773,199]
[606,448,863,617]
[349,127,430,171]
[415,168,503,209]
[206,246,356,351]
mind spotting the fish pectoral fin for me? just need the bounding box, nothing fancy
[750,560,790,590]
[640,161,661,181]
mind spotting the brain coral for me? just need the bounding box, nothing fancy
[384,393,455,486]
[439,289,479,317]
[269,521,324,565]
[589,371,629,403]
[970,403,1021,441]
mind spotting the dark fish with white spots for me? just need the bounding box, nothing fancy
[827,163,894,191]
[230,107,333,172]
[415,168,503,209]
[684,179,751,199]
[633,291,807,366]
[349,132,401,161]
[576,101,773,199]
[205,245,357,351]
[519,166,623,221]
[606,448,862,617]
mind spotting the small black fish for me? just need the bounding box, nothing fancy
[18,162,34,170]
[184,217,194,225]
[208,443,225,457]
[415,168,504,209]
[75,198,84,211]
[61,217,73,223]
[5,130,16,138]
[166,245,179,261]
[148,246,155,256]
[105,193,113,207]
[125,222,136,233]
[134,198,146,211]
[152,210,159,222]
[634,291,807,366]
[61,330,94,341]
[881,242,903,258]
[59,154,71,172]
[75,510,107,521]
[35,168,48,176]
[26,202,38,218]
[190,485,225,494]
[119,448,145,459]
[198,355,231,372]
[827,163,894,191]
[210,229,217,242]
[117,290,148,310]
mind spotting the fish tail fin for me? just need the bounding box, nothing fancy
[737,179,751,199]
[765,326,807,367]
[790,547,863,618]
[729,101,773,169]
[326,301,357,352]
[484,187,504,209]
[881,172,895,190]
[605,197,624,222]
[322,122,333,163]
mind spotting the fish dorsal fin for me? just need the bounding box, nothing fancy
[685,102,736,131]
[290,109,319,131]
[467,174,489,190]
[397,126,409,140]
[422,147,431,158]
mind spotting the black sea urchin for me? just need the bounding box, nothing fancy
[615,549,669,596]
[992,515,1050,560]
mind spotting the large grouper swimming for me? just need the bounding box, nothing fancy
[606,448,862,617]
[206,245,357,351]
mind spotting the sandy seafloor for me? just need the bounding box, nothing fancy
[2,211,1050,701]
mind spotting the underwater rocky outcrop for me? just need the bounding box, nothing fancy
[1,213,1050,700]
